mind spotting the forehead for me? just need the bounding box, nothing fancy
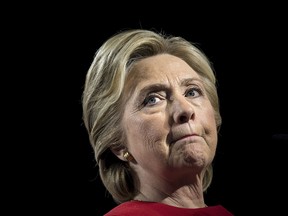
[126,54,199,87]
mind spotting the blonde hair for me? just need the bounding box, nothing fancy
[82,29,222,203]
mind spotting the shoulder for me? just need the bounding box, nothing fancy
[104,201,234,216]
[104,201,161,216]
[204,205,234,215]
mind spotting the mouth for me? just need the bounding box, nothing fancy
[170,133,200,145]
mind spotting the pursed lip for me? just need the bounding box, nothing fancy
[171,133,200,144]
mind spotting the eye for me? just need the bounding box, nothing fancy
[185,87,202,98]
[143,95,161,106]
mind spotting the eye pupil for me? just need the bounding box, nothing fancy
[144,96,159,106]
[149,97,156,104]
[188,90,195,96]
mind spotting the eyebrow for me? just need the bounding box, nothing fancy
[138,77,203,95]
[181,77,203,86]
[138,84,168,97]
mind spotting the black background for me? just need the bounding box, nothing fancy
[7,3,288,216]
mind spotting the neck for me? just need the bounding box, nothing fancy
[134,186,206,208]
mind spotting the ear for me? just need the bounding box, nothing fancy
[110,145,127,161]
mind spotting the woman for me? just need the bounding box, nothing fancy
[82,29,233,215]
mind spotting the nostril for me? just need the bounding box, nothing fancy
[179,115,189,123]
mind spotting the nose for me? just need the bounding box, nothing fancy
[171,96,194,124]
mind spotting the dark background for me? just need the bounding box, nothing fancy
[7,3,288,216]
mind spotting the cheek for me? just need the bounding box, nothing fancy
[123,114,167,153]
[203,107,218,148]
[207,109,217,131]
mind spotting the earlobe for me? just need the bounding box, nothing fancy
[123,151,135,162]
[110,146,135,162]
[110,146,126,161]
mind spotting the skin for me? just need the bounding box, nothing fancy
[113,54,218,208]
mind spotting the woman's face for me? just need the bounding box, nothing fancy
[121,54,218,180]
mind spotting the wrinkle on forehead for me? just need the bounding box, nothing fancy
[124,54,200,97]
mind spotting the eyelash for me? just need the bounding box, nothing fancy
[143,94,161,106]
[185,87,203,97]
[143,87,203,106]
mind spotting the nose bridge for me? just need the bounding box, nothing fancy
[171,93,194,123]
